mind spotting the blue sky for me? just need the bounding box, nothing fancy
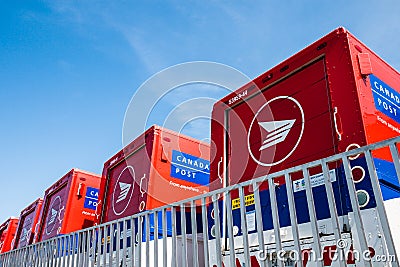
[1,1,399,223]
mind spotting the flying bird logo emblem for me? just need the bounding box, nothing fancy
[247,96,305,166]
[258,119,296,151]
[116,182,132,203]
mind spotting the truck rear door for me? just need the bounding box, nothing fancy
[227,58,337,185]
[40,182,69,240]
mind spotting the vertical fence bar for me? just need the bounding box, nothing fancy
[389,143,400,185]
[153,211,159,267]
[116,221,121,266]
[145,213,150,267]
[342,155,371,266]
[14,249,20,267]
[39,241,47,267]
[253,181,268,267]
[66,235,71,267]
[238,186,250,267]
[212,193,223,267]
[320,160,346,267]
[224,191,236,267]
[30,246,36,267]
[162,209,167,267]
[13,249,18,267]
[13,250,19,267]
[268,177,284,267]
[39,243,43,267]
[14,249,19,267]
[109,223,115,267]
[13,250,18,267]
[3,253,7,267]
[122,219,128,267]
[91,227,99,267]
[138,217,143,267]
[171,206,177,267]
[131,218,136,267]
[102,226,107,267]
[302,166,323,267]
[60,236,66,267]
[81,231,87,267]
[86,229,93,267]
[39,242,44,267]
[364,150,399,266]
[180,203,188,267]
[75,233,80,267]
[190,200,199,267]
[201,197,210,267]
[48,240,53,267]
[24,247,29,267]
[285,169,313,266]
[72,233,78,267]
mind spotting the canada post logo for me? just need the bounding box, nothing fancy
[370,74,400,124]
[45,196,62,236]
[112,166,135,216]
[20,217,33,243]
[170,150,210,186]
[84,187,99,210]
[247,96,304,166]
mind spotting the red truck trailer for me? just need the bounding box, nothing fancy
[0,218,18,253]
[36,169,101,242]
[99,125,210,223]
[210,27,399,192]
[208,27,400,266]
[13,198,43,249]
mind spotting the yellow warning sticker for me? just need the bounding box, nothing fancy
[231,194,255,210]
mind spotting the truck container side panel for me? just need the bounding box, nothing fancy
[348,34,400,150]
[147,131,210,209]
[0,219,19,253]
[62,172,102,233]
[348,34,400,195]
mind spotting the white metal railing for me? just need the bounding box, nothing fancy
[1,136,399,267]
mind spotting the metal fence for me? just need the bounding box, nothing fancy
[1,136,400,267]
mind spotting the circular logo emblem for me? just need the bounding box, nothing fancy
[247,96,304,166]
[20,217,32,242]
[45,196,62,235]
[112,166,135,216]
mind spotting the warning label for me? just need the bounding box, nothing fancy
[232,194,255,210]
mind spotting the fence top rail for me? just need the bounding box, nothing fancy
[1,135,399,256]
